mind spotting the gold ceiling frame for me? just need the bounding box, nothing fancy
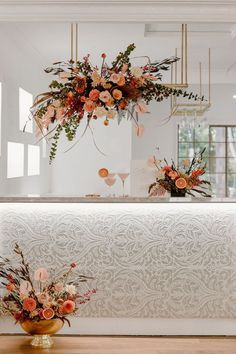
[170,48,212,117]
[70,23,79,63]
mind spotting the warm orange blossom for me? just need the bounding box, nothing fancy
[98,168,109,178]
[175,177,187,189]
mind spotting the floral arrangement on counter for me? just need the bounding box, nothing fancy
[148,148,211,197]
[0,243,96,326]
[31,43,203,162]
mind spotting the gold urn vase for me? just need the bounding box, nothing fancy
[20,319,64,348]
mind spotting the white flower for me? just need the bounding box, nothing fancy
[65,284,77,295]
[131,66,143,78]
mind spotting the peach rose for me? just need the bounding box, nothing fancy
[110,73,120,84]
[112,89,122,101]
[99,90,111,103]
[89,89,100,101]
[38,292,50,304]
[34,268,49,283]
[84,100,96,112]
[62,300,76,314]
[94,106,107,118]
[23,297,37,312]
[117,74,126,86]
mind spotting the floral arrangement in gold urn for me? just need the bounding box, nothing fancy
[0,243,96,348]
[31,44,202,162]
[148,148,211,198]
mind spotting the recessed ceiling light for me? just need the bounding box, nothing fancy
[233,95,236,99]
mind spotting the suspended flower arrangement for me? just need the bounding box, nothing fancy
[31,44,202,163]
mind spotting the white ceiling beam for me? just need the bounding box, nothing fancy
[0,1,236,23]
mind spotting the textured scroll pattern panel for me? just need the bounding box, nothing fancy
[0,203,236,318]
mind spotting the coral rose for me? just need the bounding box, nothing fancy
[175,177,187,189]
[89,89,100,101]
[42,308,55,320]
[112,89,122,100]
[62,300,76,314]
[23,297,37,312]
[84,100,96,112]
[34,268,49,283]
[99,90,111,103]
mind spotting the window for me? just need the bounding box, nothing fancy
[28,145,40,176]
[7,142,24,178]
[209,126,236,197]
[178,124,236,197]
[19,88,33,133]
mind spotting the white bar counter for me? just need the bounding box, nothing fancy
[0,199,236,335]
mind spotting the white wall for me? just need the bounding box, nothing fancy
[0,25,50,195]
[131,83,236,196]
[50,118,132,197]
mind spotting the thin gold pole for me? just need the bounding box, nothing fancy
[181,24,184,85]
[185,24,188,85]
[71,23,74,62]
[199,62,202,110]
[175,48,178,84]
[208,48,211,104]
[76,23,78,63]
[170,63,173,111]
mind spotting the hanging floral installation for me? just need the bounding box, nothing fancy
[31,44,202,162]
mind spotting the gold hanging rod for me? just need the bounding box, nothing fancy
[70,23,79,63]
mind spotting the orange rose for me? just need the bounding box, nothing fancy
[175,177,187,189]
[84,100,96,112]
[112,89,122,100]
[162,166,172,174]
[62,300,75,314]
[23,298,37,312]
[89,89,100,101]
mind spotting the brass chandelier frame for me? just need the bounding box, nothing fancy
[164,24,212,117]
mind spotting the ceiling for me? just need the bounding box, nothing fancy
[1,22,236,84]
